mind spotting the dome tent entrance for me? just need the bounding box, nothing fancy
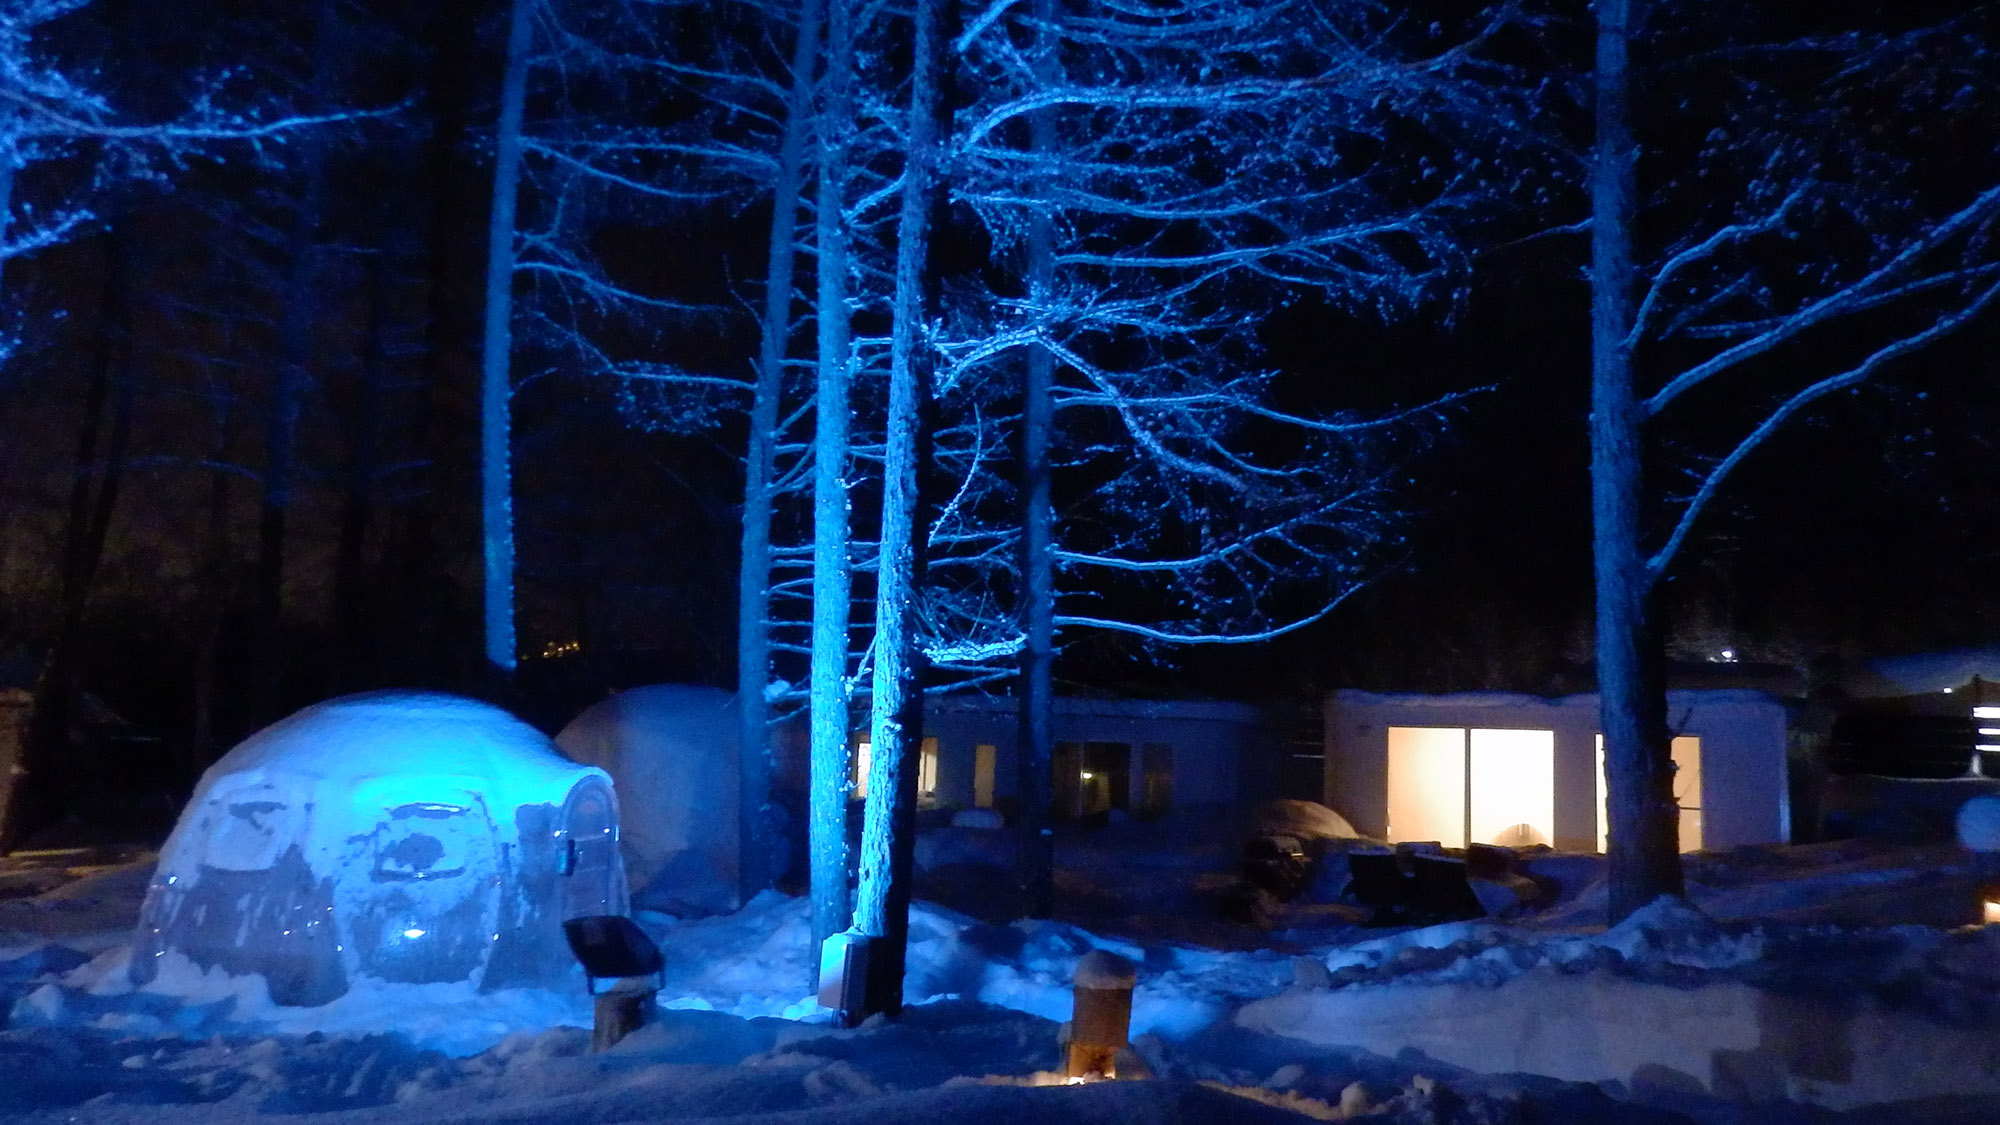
[132,692,628,1006]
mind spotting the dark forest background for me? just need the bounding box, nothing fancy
[0,0,1996,822]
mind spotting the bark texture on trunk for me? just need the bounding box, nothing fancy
[480,0,534,679]
[809,0,858,960]
[1591,0,1683,922]
[737,0,823,907]
[853,0,943,1019]
[1014,0,1059,920]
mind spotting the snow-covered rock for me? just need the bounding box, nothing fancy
[1242,800,1358,846]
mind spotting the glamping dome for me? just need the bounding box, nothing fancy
[557,685,742,916]
[132,691,628,1006]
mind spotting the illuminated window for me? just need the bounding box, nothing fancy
[1387,727,1466,846]
[1140,743,1174,817]
[1386,727,1555,848]
[1470,729,1555,848]
[973,744,997,808]
[1595,735,1703,853]
[1975,705,2000,754]
[850,736,938,800]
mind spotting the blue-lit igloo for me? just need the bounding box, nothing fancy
[131,691,628,1006]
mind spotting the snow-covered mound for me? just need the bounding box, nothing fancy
[557,684,749,916]
[1242,800,1359,846]
[1242,892,2000,1112]
[130,691,626,1007]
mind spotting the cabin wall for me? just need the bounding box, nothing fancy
[1324,690,1792,852]
[920,698,1275,816]
[1670,691,1792,848]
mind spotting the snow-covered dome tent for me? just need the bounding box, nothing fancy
[556,685,747,916]
[131,691,628,1006]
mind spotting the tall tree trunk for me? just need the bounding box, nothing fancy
[7,229,136,849]
[401,0,479,684]
[1591,0,1682,922]
[853,0,942,1020]
[1014,0,1059,920]
[254,0,338,726]
[737,0,823,907]
[481,0,534,683]
[809,0,858,960]
[191,337,240,777]
[0,144,15,848]
[332,226,394,693]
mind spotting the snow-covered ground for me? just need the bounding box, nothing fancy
[4,829,2000,1124]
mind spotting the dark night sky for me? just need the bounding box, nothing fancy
[0,0,1996,766]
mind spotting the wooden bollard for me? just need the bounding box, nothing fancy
[1065,950,1137,1079]
[592,979,656,1052]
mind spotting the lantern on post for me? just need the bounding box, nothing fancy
[818,929,875,1028]
[1063,949,1137,1079]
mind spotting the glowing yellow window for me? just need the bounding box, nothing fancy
[1595,735,1703,853]
[1385,727,1555,848]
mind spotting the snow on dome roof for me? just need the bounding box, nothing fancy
[202,690,597,812]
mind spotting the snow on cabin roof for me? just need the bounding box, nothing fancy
[1328,688,1787,713]
[202,691,600,811]
[927,693,1265,724]
[1847,647,2000,698]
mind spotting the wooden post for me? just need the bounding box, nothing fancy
[1064,950,1136,1079]
[591,979,656,1052]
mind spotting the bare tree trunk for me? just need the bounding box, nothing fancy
[400,0,479,685]
[1014,0,1058,920]
[737,0,822,907]
[253,0,340,726]
[331,225,395,693]
[1591,0,1682,922]
[191,345,240,777]
[8,228,136,849]
[853,0,943,1019]
[480,0,535,684]
[808,0,859,960]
